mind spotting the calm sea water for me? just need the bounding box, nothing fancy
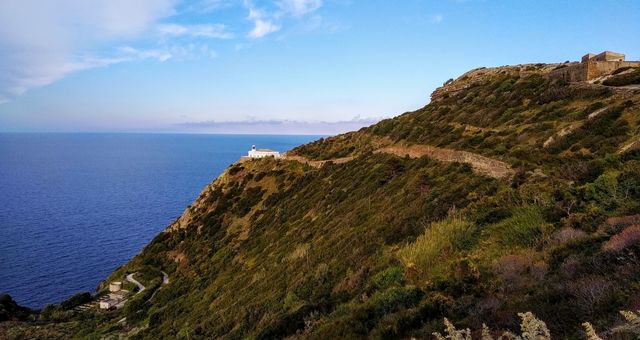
[0,133,319,308]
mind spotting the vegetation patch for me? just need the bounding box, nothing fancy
[397,216,476,281]
[603,67,640,86]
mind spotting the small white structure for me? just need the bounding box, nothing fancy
[247,145,280,159]
[109,281,122,292]
[99,299,118,310]
[98,281,129,309]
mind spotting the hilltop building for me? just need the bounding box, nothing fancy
[247,145,281,159]
[581,51,625,62]
[549,50,640,82]
[109,282,122,292]
[98,281,129,310]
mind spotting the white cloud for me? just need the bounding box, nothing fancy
[244,0,321,39]
[186,0,231,13]
[175,116,380,135]
[158,23,233,39]
[244,1,281,39]
[118,46,173,62]
[248,19,281,39]
[118,43,219,62]
[0,0,334,102]
[277,0,323,17]
[0,0,177,102]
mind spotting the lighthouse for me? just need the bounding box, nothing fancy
[247,145,281,158]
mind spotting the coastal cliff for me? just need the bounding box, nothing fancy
[4,62,640,339]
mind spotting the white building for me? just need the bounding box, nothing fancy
[99,299,118,310]
[98,281,129,309]
[109,281,122,292]
[247,145,280,158]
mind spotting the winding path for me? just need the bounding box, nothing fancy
[148,271,170,301]
[283,144,514,180]
[162,271,169,285]
[126,273,145,293]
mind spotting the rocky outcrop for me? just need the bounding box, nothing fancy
[431,63,559,102]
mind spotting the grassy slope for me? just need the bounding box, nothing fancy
[5,64,640,339]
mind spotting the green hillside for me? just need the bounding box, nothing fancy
[4,64,640,339]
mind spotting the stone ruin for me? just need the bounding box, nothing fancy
[548,51,640,82]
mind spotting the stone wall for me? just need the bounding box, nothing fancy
[548,63,587,82]
[585,61,640,80]
[548,61,640,82]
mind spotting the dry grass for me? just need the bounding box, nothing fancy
[397,216,474,279]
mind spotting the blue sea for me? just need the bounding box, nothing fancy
[0,133,319,308]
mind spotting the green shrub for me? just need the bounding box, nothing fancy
[233,186,265,216]
[370,286,421,316]
[60,292,92,310]
[484,205,549,248]
[371,266,404,290]
[397,217,475,279]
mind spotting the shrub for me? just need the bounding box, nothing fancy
[233,186,265,216]
[60,292,92,310]
[432,312,551,340]
[227,164,244,176]
[552,227,587,245]
[494,251,547,290]
[603,68,640,86]
[484,206,549,248]
[371,266,404,290]
[370,286,421,315]
[397,217,475,279]
[602,225,640,252]
[568,276,615,315]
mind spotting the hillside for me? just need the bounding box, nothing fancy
[3,63,640,339]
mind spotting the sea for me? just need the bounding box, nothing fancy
[0,133,320,308]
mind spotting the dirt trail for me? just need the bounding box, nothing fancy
[283,144,514,180]
[619,139,640,154]
[126,273,145,293]
[375,145,514,179]
[282,155,355,168]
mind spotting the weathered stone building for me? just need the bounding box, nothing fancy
[549,51,639,82]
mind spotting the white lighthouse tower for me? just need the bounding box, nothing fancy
[247,145,280,158]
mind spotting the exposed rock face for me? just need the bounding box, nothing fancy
[431,63,559,102]
[0,294,32,322]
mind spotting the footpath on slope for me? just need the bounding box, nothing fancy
[148,271,170,301]
[126,273,145,293]
[282,144,514,180]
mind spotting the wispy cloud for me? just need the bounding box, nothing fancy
[184,0,232,13]
[0,0,336,102]
[248,19,281,38]
[158,23,233,39]
[0,0,176,102]
[244,1,281,39]
[175,116,380,135]
[118,46,173,62]
[244,0,323,39]
[431,14,444,24]
[277,0,323,17]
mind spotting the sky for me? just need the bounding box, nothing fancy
[0,0,639,134]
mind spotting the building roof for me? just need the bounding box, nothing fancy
[254,149,277,152]
[598,50,624,57]
[595,51,625,61]
[582,53,595,61]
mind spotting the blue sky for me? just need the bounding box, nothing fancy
[0,0,639,134]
